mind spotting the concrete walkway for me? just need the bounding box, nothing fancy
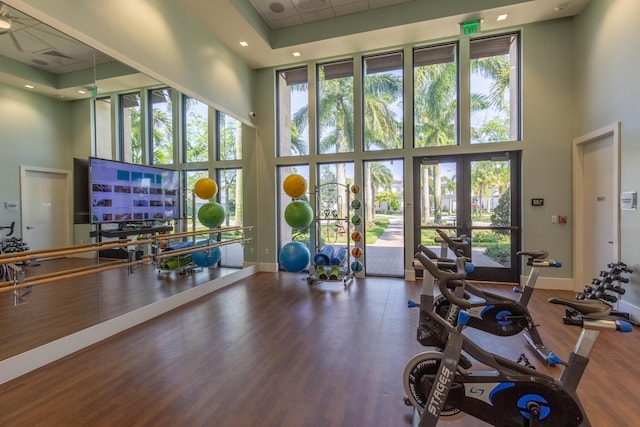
[365,215,405,276]
[365,214,502,276]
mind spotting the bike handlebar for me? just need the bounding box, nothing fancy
[1,221,15,237]
[415,252,471,309]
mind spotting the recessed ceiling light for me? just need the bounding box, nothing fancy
[77,90,87,94]
[239,41,249,47]
[270,2,285,13]
[292,52,301,57]
[497,14,508,21]
[24,84,34,89]
[0,16,11,30]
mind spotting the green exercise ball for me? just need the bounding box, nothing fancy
[198,201,225,228]
[284,200,314,230]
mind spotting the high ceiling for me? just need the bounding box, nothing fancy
[248,0,417,29]
[0,0,590,99]
[178,0,591,69]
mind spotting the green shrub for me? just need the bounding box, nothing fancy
[485,243,511,264]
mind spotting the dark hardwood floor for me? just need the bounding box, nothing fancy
[0,270,637,426]
[0,257,235,360]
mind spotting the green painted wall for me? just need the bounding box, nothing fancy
[574,0,640,306]
[0,83,73,232]
[8,0,255,125]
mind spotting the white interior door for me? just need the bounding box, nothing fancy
[573,122,620,289]
[20,166,72,251]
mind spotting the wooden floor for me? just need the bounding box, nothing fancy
[0,270,638,426]
[0,257,234,361]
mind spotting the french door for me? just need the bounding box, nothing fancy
[413,151,521,282]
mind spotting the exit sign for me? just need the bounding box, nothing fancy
[461,20,481,35]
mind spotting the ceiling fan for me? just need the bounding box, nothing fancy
[0,3,23,52]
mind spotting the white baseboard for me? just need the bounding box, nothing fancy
[0,265,257,386]
[405,269,416,281]
[259,262,279,272]
[619,299,640,323]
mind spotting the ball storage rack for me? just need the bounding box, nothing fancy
[307,182,356,288]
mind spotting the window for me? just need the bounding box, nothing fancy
[217,168,243,268]
[277,67,309,156]
[470,33,520,144]
[414,43,458,147]
[317,60,354,154]
[95,96,112,159]
[218,112,242,160]
[363,51,403,151]
[183,170,209,231]
[120,93,142,164]
[184,96,209,163]
[150,88,174,164]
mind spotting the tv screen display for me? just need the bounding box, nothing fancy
[89,157,180,224]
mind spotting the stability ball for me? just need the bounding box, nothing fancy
[283,174,307,198]
[279,242,310,272]
[351,260,364,272]
[351,214,362,226]
[351,231,362,242]
[194,177,218,199]
[191,239,222,267]
[198,202,225,228]
[350,184,360,194]
[284,200,314,229]
[351,199,362,210]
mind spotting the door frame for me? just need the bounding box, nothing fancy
[413,150,521,282]
[19,165,73,249]
[572,121,621,290]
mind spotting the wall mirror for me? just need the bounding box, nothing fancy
[0,3,239,364]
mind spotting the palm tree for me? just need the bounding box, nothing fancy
[151,89,174,165]
[317,67,355,217]
[362,72,403,222]
[441,175,456,214]
[365,162,393,222]
[415,61,457,224]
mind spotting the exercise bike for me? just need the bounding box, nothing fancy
[0,221,16,280]
[404,256,633,427]
[411,239,563,365]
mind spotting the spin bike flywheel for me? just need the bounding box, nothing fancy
[403,351,465,419]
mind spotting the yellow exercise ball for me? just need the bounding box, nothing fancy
[194,177,218,199]
[283,174,307,198]
[350,184,360,194]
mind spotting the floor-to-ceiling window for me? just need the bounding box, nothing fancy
[120,93,142,164]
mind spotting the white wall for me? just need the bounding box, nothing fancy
[573,0,640,306]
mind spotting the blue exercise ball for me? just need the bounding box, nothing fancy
[279,242,310,272]
[191,239,222,267]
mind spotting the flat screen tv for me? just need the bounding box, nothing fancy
[89,157,180,224]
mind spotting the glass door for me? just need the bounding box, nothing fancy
[414,151,521,282]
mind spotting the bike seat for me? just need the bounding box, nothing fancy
[517,250,548,260]
[548,297,611,318]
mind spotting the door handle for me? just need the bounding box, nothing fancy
[608,241,613,244]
